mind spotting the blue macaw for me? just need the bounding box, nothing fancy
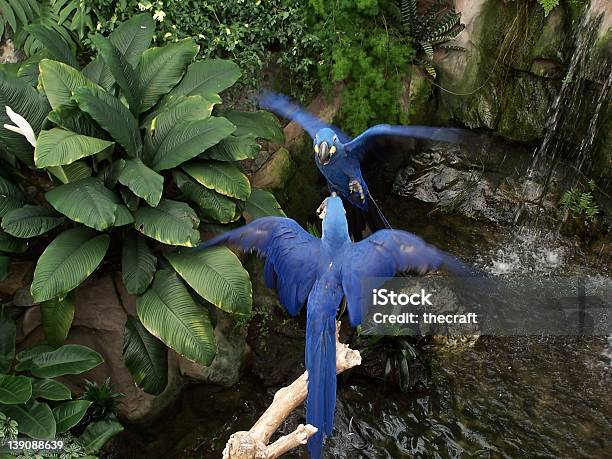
[259,92,474,234]
[196,194,472,458]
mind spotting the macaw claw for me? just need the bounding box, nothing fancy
[316,198,328,220]
[349,180,365,202]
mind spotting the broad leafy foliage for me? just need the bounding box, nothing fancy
[0,14,285,395]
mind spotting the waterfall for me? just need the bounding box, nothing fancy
[514,4,611,224]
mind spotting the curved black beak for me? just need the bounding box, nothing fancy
[317,141,330,165]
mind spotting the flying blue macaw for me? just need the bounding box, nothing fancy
[259,92,474,234]
[196,194,472,458]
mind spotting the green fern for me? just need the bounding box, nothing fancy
[537,0,560,17]
[400,0,465,79]
[559,180,599,221]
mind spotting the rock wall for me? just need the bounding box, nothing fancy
[428,0,611,181]
[435,0,573,142]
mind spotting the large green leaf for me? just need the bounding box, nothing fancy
[31,379,72,401]
[2,205,65,238]
[45,177,120,230]
[34,128,114,168]
[144,95,214,153]
[26,24,78,68]
[244,188,286,222]
[91,34,140,113]
[47,161,92,184]
[30,344,103,378]
[52,400,91,433]
[163,59,240,102]
[118,159,163,207]
[0,175,24,217]
[109,14,156,66]
[202,134,260,161]
[0,317,15,373]
[136,38,199,113]
[47,106,101,138]
[1,401,56,439]
[14,345,54,372]
[40,296,75,347]
[223,110,284,143]
[79,418,124,454]
[0,375,31,404]
[182,160,251,200]
[83,14,155,89]
[146,116,235,171]
[137,270,215,365]
[73,87,142,158]
[121,231,156,295]
[31,227,110,303]
[0,175,24,218]
[0,70,50,166]
[123,316,168,395]
[166,246,251,315]
[0,230,27,253]
[133,199,200,247]
[174,171,237,224]
[39,59,100,111]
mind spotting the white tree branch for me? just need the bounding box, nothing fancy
[222,322,361,459]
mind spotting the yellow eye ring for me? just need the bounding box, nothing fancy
[314,144,319,154]
[330,146,337,155]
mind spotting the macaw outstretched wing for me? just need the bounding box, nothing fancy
[344,124,477,161]
[195,217,321,315]
[341,229,474,326]
[258,91,350,143]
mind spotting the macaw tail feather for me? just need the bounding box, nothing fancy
[305,303,338,459]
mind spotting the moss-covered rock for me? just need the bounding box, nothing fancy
[436,0,571,141]
[405,66,434,124]
[498,72,560,142]
[252,147,294,192]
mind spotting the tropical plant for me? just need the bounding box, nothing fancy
[78,378,121,422]
[0,0,96,57]
[559,180,599,221]
[400,0,465,78]
[361,335,421,392]
[0,314,122,454]
[0,13,285,396]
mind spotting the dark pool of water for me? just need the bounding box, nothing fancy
[110,335,610,458]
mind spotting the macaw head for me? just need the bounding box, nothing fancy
[318,193,349,244]
[314,128,343,166]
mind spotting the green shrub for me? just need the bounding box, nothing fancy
[308,0,414,135]
[89,0,321,98]
[0,14,285,395]
[0,314,121,452]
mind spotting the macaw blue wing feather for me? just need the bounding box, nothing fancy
[195,217,321,315]
[345,124,476,161]
[341,229,473,326]
[258,91,350,143]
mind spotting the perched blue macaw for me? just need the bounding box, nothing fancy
[196,194,472,458]
[259,92,474,234]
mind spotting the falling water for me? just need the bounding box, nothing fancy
[514,5,611,224]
